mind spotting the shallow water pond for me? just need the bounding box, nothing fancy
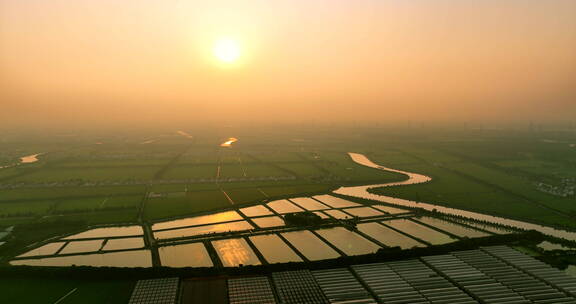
[249,234,302,263]
[152,211,242,231]
[312,195,360,208]
[212,238,261,267]
[315,227,380,256]
[267,200,305,214]
[415,217,489,238]
[281,230,340,261]
[102,237,145,251]
[357,222,424,249]
[154,221,253,240]
[289,197,330,211]
[342,207,384,217]
[252,216,285,228]
[159,242,213,268]
[17,242,66,257]
[64,226,143,239]
[11,250,152,267]
[384,219,456,245]
[239,205,273,217]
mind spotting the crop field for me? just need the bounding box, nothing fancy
[369,131,576,229]
[0,278,135,304]
[9,166,162,183]
[1,127,575,261]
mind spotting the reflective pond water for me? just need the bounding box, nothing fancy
[212,238,261,267]
[315,227,380,256]
[289,198,330,211]
[11,250,152,267]
[154,221,253,240]
[239,205,273,217]
[249,234,302,263]
[159,243,213,268]
[60,240,103,254]
[384,219,456,245]
[372,204,409,214]
[20,154,41,163]
[357,222,423,249]
[281,230,340,261]
[17,242,66,257]
[342,207,385,217]
[415,217,489,238]
[312,195,360,208]
[64,226,143,239]
[537,241,576,251]
[324,209,352,219]
[267,200,305,214]
[102,237,145,251]
[252,216,285,228]
[452,220,515,235]
[152,211,243,231]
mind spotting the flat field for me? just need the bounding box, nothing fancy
[1,127,574,258]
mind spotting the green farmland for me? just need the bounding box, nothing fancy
[1,127,575,261]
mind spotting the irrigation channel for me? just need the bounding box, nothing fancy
[337,152,576,242]
[8,153,576,269]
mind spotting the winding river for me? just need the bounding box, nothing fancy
[335,153,576,242]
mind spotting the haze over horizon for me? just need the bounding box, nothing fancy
[1,0,575,128]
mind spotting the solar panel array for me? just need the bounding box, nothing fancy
[311,268,377,304]
[128,277,179,304]
[272,270,329,304]
[228,276,277,304]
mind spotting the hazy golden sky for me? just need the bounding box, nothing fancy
[1,0,575,127]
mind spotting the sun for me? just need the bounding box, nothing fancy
[213,37,241,63]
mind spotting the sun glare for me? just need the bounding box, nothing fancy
[213,38,241,64]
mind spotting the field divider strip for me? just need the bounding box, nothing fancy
[53,288,77,304]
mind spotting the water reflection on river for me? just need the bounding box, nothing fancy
[20,154,41,163]
[60,240,103,254]
[220,137,238,147]
[336,152,576,242]
[102,237,144,251]
[313,195,360,208]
